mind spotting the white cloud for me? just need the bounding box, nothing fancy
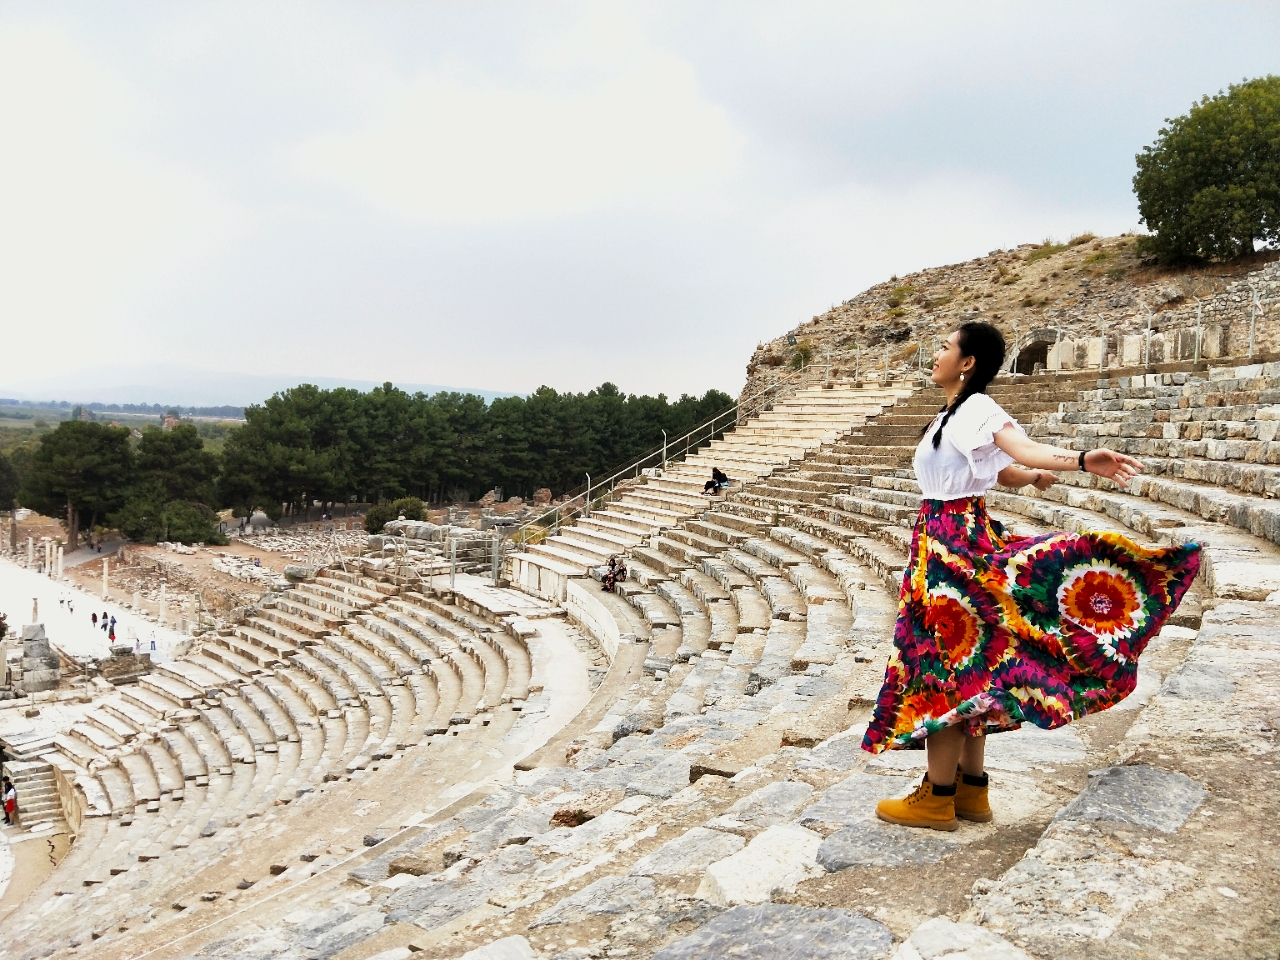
[0,23,249,362]
[290,7,744,222]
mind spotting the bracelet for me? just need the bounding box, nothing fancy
[1078,450,1088,473]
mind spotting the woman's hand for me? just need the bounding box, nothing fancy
[1032,470,1059,492]
[1084,448,1144,487]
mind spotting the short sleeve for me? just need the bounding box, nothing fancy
[943,394,1022,484]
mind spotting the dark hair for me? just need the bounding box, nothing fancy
[928,321,1006,449]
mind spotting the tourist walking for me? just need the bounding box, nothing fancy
[3,777,16,826]
[863,322,1201,830]
[91,612,98,630]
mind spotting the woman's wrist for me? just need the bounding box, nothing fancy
[1078,450,1089,473]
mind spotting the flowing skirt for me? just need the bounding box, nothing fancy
[862,496,1202,754]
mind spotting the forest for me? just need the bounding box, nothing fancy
[0,381,734,543]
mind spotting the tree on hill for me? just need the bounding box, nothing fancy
[1134,76,1280,262]
[220,381,734,516]
[0,453,17,511]
[110,424,225,545]
[135,424,220,504]
[20,420,132,550]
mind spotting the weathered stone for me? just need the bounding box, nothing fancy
[388,855,435,877]
[889,917,1034,960]
[531,875,656,927]
[1161,660,1236,700]
[796,735,867,772]
[1055,764,1207,833]
[817,822,956,871]
[625,755,693,799]
[705,780,813,834]
[457,936,537,960]
[630,827,746,877]
[971,821,1198,943]
[690,759,744,782]
[798,773,915,832]
[696,824,823,906]
[653,903,893,960]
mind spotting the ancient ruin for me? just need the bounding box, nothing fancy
[0,238,1277,959]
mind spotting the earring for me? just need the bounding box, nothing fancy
[959,373,965,382]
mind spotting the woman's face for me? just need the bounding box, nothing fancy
[931,331,975,389]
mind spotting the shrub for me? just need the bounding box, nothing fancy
[789,340,814,369]
[389,496,425,521]
[363,502,397,534]
[1134,76,1280,262]
[1025,241,1071,263]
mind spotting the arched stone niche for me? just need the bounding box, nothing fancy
[1009,328,1059,374]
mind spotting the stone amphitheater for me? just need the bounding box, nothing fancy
[2,250,1278,960]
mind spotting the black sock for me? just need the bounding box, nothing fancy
[961,772,988,787]
[926,778,956,796]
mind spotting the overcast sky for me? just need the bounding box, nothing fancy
[1,2,1276,404]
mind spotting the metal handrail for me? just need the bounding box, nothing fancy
[505,362,826,547]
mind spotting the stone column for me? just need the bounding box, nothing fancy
[26,536,33,568]
[133,590,141,612]
[56,545,64,578]
[102,557,109,600]
[159,581,167,625]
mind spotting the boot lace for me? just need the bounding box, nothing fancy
[904,780,932,805]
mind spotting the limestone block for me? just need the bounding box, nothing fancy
[1148,331,1166,363]
[1121,334,1143,367]
[652,903,892,960]
[1054,764,1206,833]
[457,937,536,960]
[696,824,824,906]
[1207,561,1280,600]
[705,780,814,834]
[798,772,914,831]
[531,875,655,926]
[1203,324,1224,358]
[889,917,1034,960]
[629,827,745,877]
[818,821,956,870]
[1045,341,1062,371]
[1084,337,1105,368]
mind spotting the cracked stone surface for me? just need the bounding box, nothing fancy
[652,903,893,960]
[1054,764,1206,833]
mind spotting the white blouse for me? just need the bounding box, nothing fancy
[913,393,1024,500]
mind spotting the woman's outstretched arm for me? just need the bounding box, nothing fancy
[993,425,1144,487]
[996,464,1058,491]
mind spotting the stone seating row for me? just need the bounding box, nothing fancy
[129,454,1264,960]
[511,383,916,602]
[9,569,543,951]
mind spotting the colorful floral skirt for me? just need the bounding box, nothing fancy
[862,496,1201,753]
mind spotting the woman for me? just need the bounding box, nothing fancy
[863,322,1200,830]
[3,777,16,826]
[703,467,731,495]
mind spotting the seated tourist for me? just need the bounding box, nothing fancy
[601,556,628,592]
[703,467,731,495]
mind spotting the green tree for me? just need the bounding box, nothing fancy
[20,420,132,550]
[112,484,223,545]
[0,452,17,511]
[135,424,220,505]
[1134,76,1280,262]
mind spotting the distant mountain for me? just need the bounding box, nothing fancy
[0,364,522,408]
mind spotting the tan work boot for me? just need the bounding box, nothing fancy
[875,775,959,831]
[954,770,993,822]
